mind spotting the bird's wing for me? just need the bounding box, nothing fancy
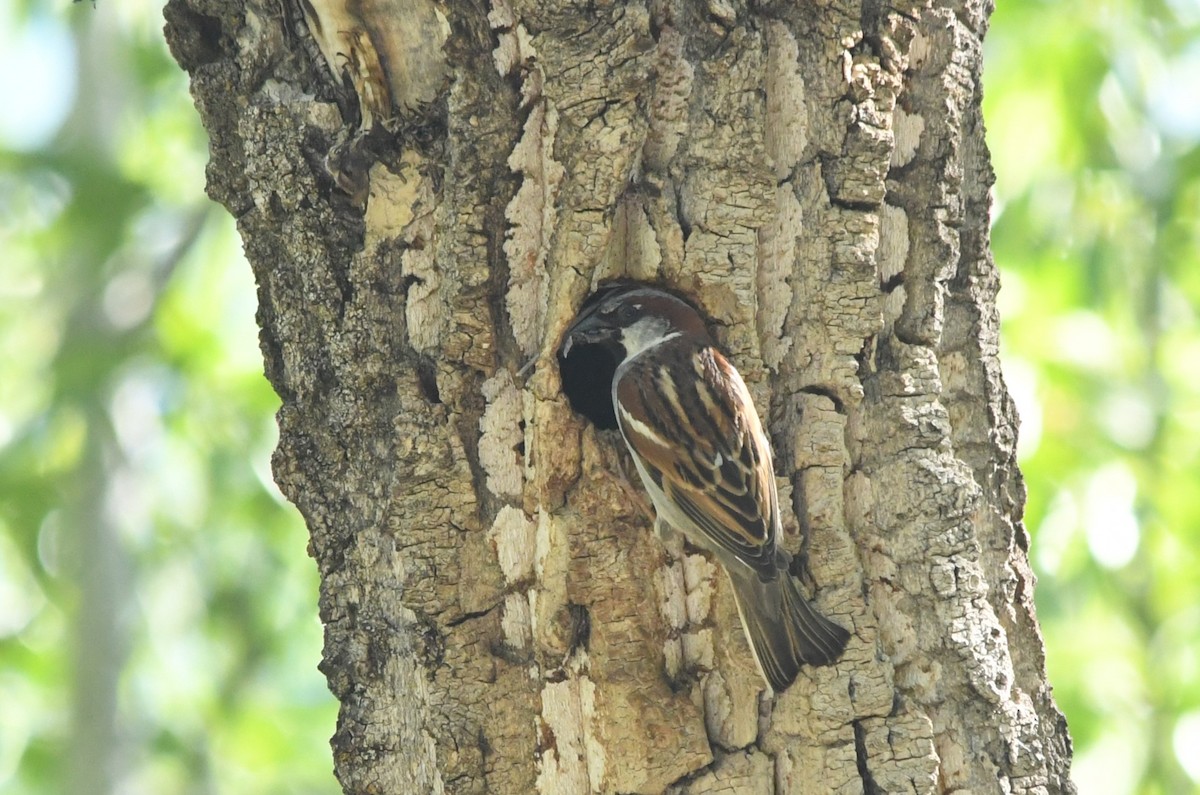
[616,345,779,575]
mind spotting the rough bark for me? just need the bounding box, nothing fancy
[164,0,1074,792]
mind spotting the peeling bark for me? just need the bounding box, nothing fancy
[165,0,1074,791]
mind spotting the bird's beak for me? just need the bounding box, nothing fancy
[560,313,616,358]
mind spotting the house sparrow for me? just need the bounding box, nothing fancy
[561,286,850,692]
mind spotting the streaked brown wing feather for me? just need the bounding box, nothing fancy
[668,482,768,563]
[616,345,778,573]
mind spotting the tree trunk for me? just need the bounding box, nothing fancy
[164,0,1074,791]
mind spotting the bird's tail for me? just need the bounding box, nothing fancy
[726,568,850,693]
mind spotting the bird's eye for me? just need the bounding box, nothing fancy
[618,303,639,323]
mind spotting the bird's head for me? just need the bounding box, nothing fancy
[560,287,709,362]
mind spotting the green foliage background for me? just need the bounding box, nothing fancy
[0,0,1197,793]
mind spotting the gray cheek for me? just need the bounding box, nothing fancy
[619,320,678,361]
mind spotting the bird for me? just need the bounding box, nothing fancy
[561,286,850,692]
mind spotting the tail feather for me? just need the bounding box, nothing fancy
[727,569,850,693]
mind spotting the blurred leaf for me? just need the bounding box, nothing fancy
[0,4,334,795]
[988,0,1200,791]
